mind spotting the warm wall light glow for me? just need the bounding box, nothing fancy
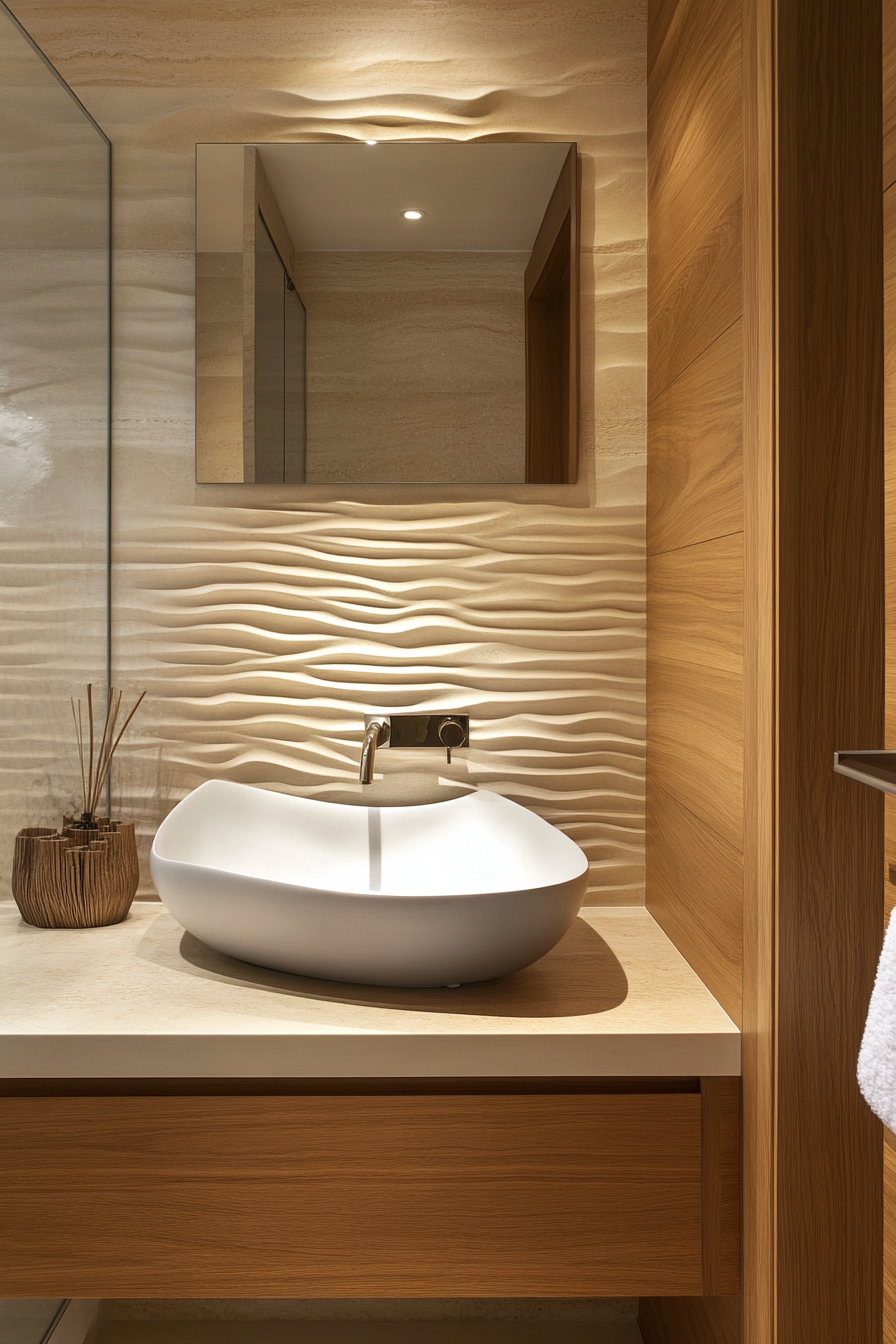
[365,139,378,145]
[401,209,425,220]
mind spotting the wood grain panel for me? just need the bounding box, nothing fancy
[885,32,896,1343]
[648,533,743,674]
[886,1130,896,1344]
[652,0,883,1339]
[0,1094,703,1298]
[647,319,744,556]
[886,187,896,933]
[772,0,884,1339]
[886,0,896,192]
[648,0,687,81]
[741,0,776,1338]
[887,186,896,758]
[647,0,743,398]
[701,1076,741,1294]
[647,782,743,1026]
[648,656,743,850]
[646,8,745,1338]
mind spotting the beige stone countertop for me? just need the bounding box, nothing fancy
[0,901,740,1078]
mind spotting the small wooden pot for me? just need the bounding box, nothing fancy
[11,816,140,929]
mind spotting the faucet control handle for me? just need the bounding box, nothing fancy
[438,716,467,764]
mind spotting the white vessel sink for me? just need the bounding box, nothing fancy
[150,780,589,988]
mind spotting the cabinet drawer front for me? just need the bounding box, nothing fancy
[0,1093,703,1297]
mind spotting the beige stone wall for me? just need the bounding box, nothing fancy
[195,251,242,482]
[17,0,648,903]
[297,250,526,483]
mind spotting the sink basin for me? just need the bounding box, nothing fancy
[150,780,589,987]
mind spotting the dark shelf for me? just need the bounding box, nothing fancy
[833,750,896,795]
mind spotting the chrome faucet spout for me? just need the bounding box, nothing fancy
[359,716,390,784]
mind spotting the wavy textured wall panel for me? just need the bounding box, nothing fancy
[18,0,647,903]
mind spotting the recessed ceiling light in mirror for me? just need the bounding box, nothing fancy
[401,209,425,220]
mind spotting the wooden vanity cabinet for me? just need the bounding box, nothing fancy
[0,1076,738,1298]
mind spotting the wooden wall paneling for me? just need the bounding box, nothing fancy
[740,0,885,1337]
[700,1076,741,1295]
[647,319,744,556]
[773,0,884,1337]
[741,0,776,1335]
[886,186,896,933]
[650,0,884,1339]
[647,0,687,82]
[885,0,896,191]
[647,533,744,674]
[645,3,746,1336]
[647,0,743,399]
[886,1131,896,1344]
[0,1094,703,1299]
[646,783,743,1025]
[647,655,744,848]
[884,33,896,1341]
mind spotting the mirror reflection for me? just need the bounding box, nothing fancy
[195,141,578,485]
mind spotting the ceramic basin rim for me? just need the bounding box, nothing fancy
[151,851,586,905]
[151,780,589,900]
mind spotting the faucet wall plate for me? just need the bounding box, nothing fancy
[364,714,469,750]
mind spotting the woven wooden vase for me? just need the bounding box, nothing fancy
[11,815,140,929]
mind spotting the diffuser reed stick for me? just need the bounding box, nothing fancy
[70,684,145,826]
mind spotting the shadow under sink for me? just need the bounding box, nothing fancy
[170,914,629,1019]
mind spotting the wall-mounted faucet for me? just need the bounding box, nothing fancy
[359,716,390,785]
[359,713,470,784]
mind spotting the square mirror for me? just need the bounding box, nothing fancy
[195,141,578,485]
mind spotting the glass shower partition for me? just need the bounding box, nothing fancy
[0,1,110,894]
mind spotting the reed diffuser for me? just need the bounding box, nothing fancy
[11,684,145,929]
[70,683,146,829]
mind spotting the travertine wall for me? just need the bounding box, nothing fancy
[16,0,648,903]
[297,250,527,484]
[195,251,242,483]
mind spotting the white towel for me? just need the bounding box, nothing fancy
[858,910,896,1131]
